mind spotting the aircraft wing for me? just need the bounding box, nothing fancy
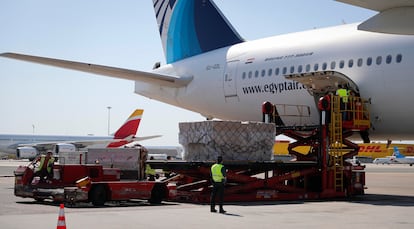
[18,135,162,150]
[0,52,193,88]
[61,135,162,148]
[336,0,414,35]
[131,135,162,142]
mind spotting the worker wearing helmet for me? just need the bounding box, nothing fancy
[210,155,227,213]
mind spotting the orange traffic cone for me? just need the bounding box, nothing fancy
[56,203,66,229]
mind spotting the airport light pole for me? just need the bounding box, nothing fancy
[107,106,112,136]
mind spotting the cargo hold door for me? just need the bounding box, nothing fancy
[285,71,359,97]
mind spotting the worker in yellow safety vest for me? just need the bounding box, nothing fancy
[146,156,156,181]
[34,151,55,180]
[210,156,227,214]
[336,85,349,120]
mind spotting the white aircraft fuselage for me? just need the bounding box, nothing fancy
[141,23,414,140]
[2,1,414,142]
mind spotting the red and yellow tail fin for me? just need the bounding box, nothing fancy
[113,109,143,139]
[107,109,143,148]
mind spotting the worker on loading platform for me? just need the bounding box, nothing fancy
[146,156,156,181]
[336,84,349,120]
[33,151,55,181]
[210,156,227,213]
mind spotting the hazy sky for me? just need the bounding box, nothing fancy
[0,0,375,146]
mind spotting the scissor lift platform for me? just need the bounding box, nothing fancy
[149,159,365,203]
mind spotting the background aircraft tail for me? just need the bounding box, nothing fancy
[153,0,244,63]
[393,146,406,158]
[113,109,143,139]
[107,109,162,148]
[106,109,143,148]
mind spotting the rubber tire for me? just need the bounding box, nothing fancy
[149,184,166,204]
[34,198,45,202]
[90,185,106,206]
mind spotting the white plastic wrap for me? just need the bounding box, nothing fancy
[179,121,275,161]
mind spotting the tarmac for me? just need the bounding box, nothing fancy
[0,160,413,229]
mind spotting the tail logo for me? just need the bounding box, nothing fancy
[153,0,243,63]
[113,109,143,139]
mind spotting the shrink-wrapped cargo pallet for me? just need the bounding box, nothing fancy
[179,121,275,161]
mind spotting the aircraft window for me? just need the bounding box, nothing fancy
[339,60,344,69]
[242,72,246,79]
[248,71,252,79]
[330,61,336,69]
[357,58,363,67]
[275,68,280,75]
[290,66,295,74]
[376,56,382,65]
[282,67,287,75]
[386,55,392,64]
[306,64,310,72]
[348,59,354,68]
[298,65,303,73]
[261,69,266,77]
[268,68,273,76]
[322,62,327,70]
[367,57,372,66]
[396,54,403,63]
[314,63,319,71]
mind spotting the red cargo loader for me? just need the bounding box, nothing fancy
[14,147,174,206]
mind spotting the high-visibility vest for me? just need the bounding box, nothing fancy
[211,163,224,182]
[37,156,54,173]
[145,164,156,176]
[336,88,349,103]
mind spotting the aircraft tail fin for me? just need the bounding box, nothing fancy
[153,0,244,63]
[107,109,162,148]
[113,109,143,140]
[393,146,406,158]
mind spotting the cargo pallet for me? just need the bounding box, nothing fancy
[150,95,370,203]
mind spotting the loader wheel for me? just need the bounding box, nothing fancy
[149,184,166,204]
[90,185,106,206]
[34,197,45,202]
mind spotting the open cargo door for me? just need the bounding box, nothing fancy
[285,71,359,97]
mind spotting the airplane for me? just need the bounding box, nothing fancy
[372,157,394,165]
[1,0,414,144]
[373,146,414,166]
[372,146,401,165]
[0,109,161,159]
[391,146,414,166]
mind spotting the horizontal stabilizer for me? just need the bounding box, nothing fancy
[0,52,193,87]
[336,0,414,35]
[358,7,414,35]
